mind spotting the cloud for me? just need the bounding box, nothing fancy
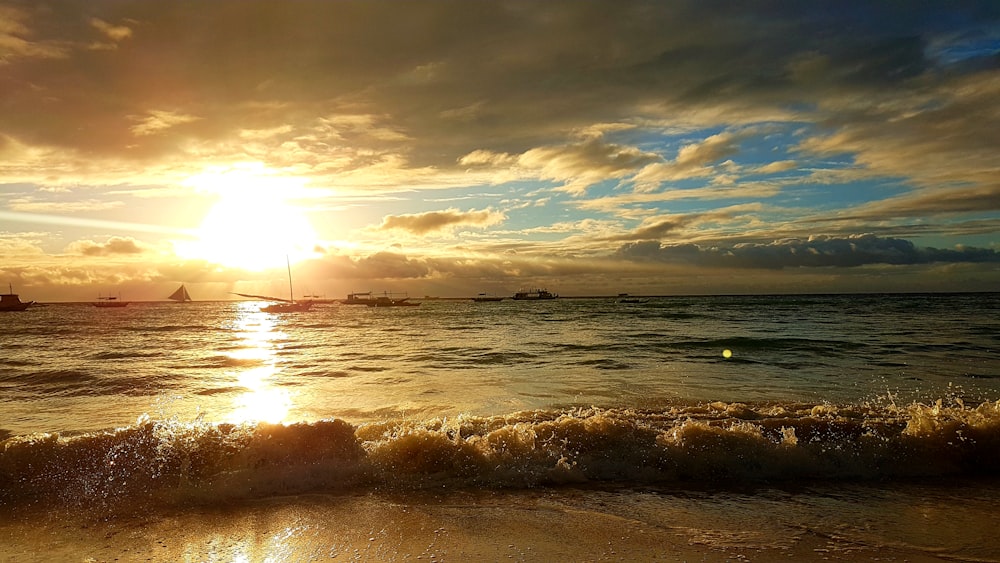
[66,236,147,256]
[459,149,517,167]
[461,136,662,196]
[2,1,999,296]
[129,110,200,137]
[797,70,1000,210]
[630,132,745,189]
[377,208,506,235]
[88,17,133,50]
[517,138,662,195]
[8,198,125,213]
[757,160,797,174]
[0,5,69,62]
[616,234,1000,269]
[2,0,997,194]
[351,251,431,280]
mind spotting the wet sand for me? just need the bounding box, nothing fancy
[3,486,983,562]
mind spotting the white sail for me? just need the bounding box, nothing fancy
[168,284,192,302]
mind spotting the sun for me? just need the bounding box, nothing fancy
[176,165,319,270]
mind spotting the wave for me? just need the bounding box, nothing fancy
[2,400,999,514]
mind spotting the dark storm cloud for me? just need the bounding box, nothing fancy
[616,234,1000,270]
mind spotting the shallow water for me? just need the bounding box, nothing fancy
[1,293,999,560]
[2,294,998,436]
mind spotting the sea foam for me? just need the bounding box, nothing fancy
[2,400,999,514]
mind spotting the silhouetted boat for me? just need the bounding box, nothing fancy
[512,288,557,300]
[472,293,504,302]
[366,292,419,307]
[617,293,649,304]
[94,294,128,308]
[341,291,375,305]
[0,284,33,311]
[301,294,337,305]
[232,257,312,313]
[167,284,192,303]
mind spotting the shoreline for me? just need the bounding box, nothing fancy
[3,484,993,562]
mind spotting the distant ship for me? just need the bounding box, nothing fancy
[94,294,128,308]
[0,284,34,311]
[341,291,419,307]
[366,292,419,307]
[341,291,375,305]
[301,294,337,305]
[167,284,192,303]
[471,293,504,302]
[512,288,558,300]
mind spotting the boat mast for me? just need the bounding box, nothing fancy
[286,255,294,303]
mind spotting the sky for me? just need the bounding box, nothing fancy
[1,0,999,301]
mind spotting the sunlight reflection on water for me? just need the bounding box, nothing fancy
[224,304,293,424]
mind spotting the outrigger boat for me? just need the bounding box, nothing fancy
[471,292,504,302]
[301,293,336,305]
[232,257,312,313]
[341,291,419,307]
[341,291,375,305]
[0,284,34,311]
[512,288,558,300]
[366,291,419,307]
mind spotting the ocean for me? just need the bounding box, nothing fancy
[1,293,999,561]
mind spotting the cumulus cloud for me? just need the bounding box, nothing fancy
[351,251,431,280]
[377,208,506,235]
[66,236,147,256]
[616,234,1000,269]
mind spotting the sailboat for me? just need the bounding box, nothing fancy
[233,257,311,313]
[167,284,192,303]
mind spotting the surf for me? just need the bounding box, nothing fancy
[3,399,999,515]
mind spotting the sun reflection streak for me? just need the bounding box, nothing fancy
[223,304,295,424]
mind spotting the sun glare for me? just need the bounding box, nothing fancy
[224,305,293,425]
[176,165,319,270]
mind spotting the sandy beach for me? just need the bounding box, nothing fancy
[5,484,989,562]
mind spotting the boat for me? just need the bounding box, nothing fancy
[366,292,420,307]
[232,257,312,313]
[94,293,128,307]
[167,284,192,303]
[301,294,337,305]
[471,293,504,302]
[261,300,311,313]
[341,291,375,305]
[512,288,558,300]
[0,284,34,311]
[617,293,649,304]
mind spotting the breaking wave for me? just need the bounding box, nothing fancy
[2,400,999,514]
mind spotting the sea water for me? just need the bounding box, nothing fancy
[1,293,999,561]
